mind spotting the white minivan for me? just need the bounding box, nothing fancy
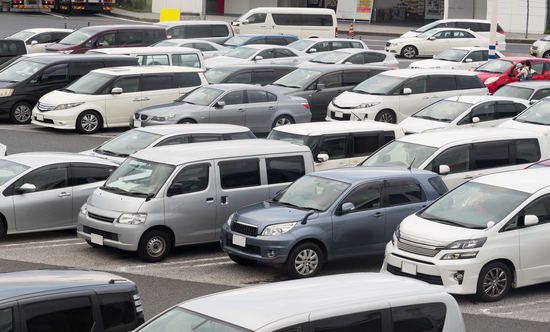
[383,167,550,302]
[232,7,338,39]
[32,66,207,134]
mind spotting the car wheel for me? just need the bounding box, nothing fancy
[375,109,396,123]
[0,219,6,240]
[178,118,197,124]
[476,261,512,302]
[272,115,294,128]
[138,229,172,262]
[286,242,325,278]
[85,240,102,248]
[10,102,33,124]
[401,45,418,59]
[76,111,102,134]
[544,52,550,59]
[228,254,257,266]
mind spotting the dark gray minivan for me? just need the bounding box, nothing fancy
[0,40,26,66]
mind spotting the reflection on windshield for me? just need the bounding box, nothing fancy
[361,141,436,168]
[267,130,308,146]
[476,59,513,74]
[277,175,350,211]
[96,130,162,157]
[353,74,404,95]
[181,87,224,106]
[515,100,550,125]
[434,49,469,62]
[413,100,472,123]
[273,69,320,89]
[0,160,30,187]
[493,85,533,100]
[0,60,46,83]
[205,68,232,83]
[223,36,251,47]
[63,72,112,95]
[310,51,348,64]
[59,29,93,46]
[224,46,256,59]
[137,307,246,332]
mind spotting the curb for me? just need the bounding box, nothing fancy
[108,11,158,23]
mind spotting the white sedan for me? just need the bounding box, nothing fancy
[386,28,492,59]
[299,48,398,67]
[6,28,73,53]
[409,47,504,70]
[205,45,304,69]
[152,39,228,59]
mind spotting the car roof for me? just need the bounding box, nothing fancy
[472,168,550,194]
[5,152,118,168]
[505,81,550,89]
[246,7,334,14]
[21,28,73,33]
[424,27,481,34]
[435,18,492,23]
[299,38,364,42]
[239,44,291,50]
[135,124,251,135]
[155,20,229,27]
[382,68,478,77]
[132,139,310,165]
[180,273,449,331]
[272,120,400,136]
[0,269,134,302]
[298,63,393,72]
[236,34,298,38]
[326,48,388,55]
[19,54,135,64]
[90,46,200,54]
[157,38,218,44]
[206,64,296,71]
[313,166,435,183]
[79,25,164,32]
[444,95,528,104]
[91,65,203,75]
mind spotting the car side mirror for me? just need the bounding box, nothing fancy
[309,48,317,53]
[96,41,104,47]
[523,214,539,227]
[465,58,473,63]
[254,55,263,61]
[111,87,123,94]
[472,116,480,123]
[214,100,226,108]
[402,87,412,95]
[242,19,249,25]
[530,99,539,105]
[428,36,436,41]
[438,164,450,175]
[317,153,329,162]
[18,183,36,194]
[30,40,38,46]
[167,183,183,197]
[316,83,326,91]
[340,202,355,214]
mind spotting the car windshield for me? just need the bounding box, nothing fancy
[288,39,316,51]
[275,175,350,211]
[360,141,436,168]
[179,87,224,106]
[310,51,349,64]
[62,72,112,95]
[137,307,247,332]
[0,160,30,187]
[272,68,320,89]
[59,29,94,45]
[267,130,308,146]
[493,85,534,100]
[0,60,46,83]
[7,31,34,41]
[434,48,469,62]
[413,100,473,123]
[514,99,550,125]
[204,68,233,83]
[415,21,440,32]
[353,74,404,95]
[95,130,162,157]
[103,158,175,197]
[223,46,257,59]
[475,59,513,74]
[223,36,252,47]
[419,182,530,229]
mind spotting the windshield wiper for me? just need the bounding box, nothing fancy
[60,88,73,92]
[272,83,291,88]
[516,119,548,125]
[99,185,126,194]
[300,206,322,212]
[422,215,470,228]
[94,148,126,157]
[279,201,305,209]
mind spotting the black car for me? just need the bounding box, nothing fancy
[205,64,296,86]
[0,54,138,124]
[0,40,26,65]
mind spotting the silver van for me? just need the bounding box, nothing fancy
[77,139,314,262]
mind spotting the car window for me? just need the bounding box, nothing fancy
[227,72,252,83]
[137,54,169,66]
[343,70,370,86]
[274,49,296,58]
[455,22,473,30]
[219,159,261,189]
[113,76,140,93]
[350,41,364,48]
[190,135,222,143]
[15,166,69,193]
[522,195,550,225]
[174,72,202,87]
[156,135,189,146]
[246,13,266,23]
[98,32,116,47]
[312,41,330,52]
[266,156,305,184]
[346,53,365,64]
[258,49,275,59]
[433,30,452,39]
[99,293,137,332]
[352,134,382,156]
[0,308,13,332]
[427,76,456,92]
[70,165,114,186]
[311,310,383,332]
[330,41,351,50]
[247,90,270,103]
[223,132,255,140]
[515,139,541,164]
[392,303,446,332]
[117,31,143,45]
[467,50,485,62]
[211,25,230,37]
[34,32,53,44]
[24,297,94,332]
[319,136,347,159]
[472,141,510,170]
[70,61,104,78]
[221,90,245,105]
[453,30,474,38]
[172,54,201,68]
[318,72,343,88]
[533,88,550,100]
[469,102,496,123]
[247,37,266,45]
[429,144,470,174]
[532,61,544,75]
[456,75,484,89]
[384,179,426,206]
[364,52,386,63]
[184,25,212,38]
[267,91,277,102]
[191,42,215,52]
[141,75,174,91]
[403,77,427,94]
[169,164,209,195]
[40,64,69,83]
[251,70,274,84]
[495,102,523,119]
[270,38,289,46]
[341,182,381,212]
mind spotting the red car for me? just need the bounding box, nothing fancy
[475,57,550,93]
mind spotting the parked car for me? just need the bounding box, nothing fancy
[386,28,492,59]
[0,54,138,124]
[530,35,550,58]
[409,47,504,70]
[499,97,550,133]
[205,45,303,69]
[205,64,296,85]
[268,64,392,122]
[0,152,117,238]
[383,167,550,302]
[526,158,550,169]
[288,37,368,55]
[132,84,311,133]
[152,38,228,59]
[6,28,73,53]
[268,121,404,170]
[400,95,529,134]
[223,34,298,48]
[222,167,446,277]
[232,7,337,39]
[359,127,548,189]
[327,69,488,123]
[493,81,550,103]
[401,18,506,50]
[300,48,398,67]
[134,273,464,332]
[77,139,314,261]
[32,66,207,134]
[0,143,5,156]
[45,25,167,54]
[154,20,233,44]
[475,57,550,93]
[0,269,144,331]
[0,39,26,65]
[88,46,205,69]
[81,124,256,164]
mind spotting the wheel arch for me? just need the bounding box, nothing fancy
[481,258,517,285]
[289,238,329,262]
[141,225,176,249]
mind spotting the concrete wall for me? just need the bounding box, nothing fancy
[487,0,547,34]
[152,0,202,14]
[224,0,276,15]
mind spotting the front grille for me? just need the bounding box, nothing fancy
[397,236,443,257]
[34,116,54,124]
[37,102,56,112]
[230,221,258,237]
[387,264,443,285]
[331,102,358,110]
[226,235,261,255]
[88,212,115,223]
[330,111,351,121]
[82,225,119,241]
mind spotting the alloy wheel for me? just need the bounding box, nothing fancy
[14,104,31,123]
[294,249,319,276]
[482,267,508,298]
[80,114,99,133]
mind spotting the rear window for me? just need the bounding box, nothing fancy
[0,41,25,56]
[99,293,137,332]
[456,75,484,89]
[272,14,334,26]
[172,24,229,38]
[175,72,202,87]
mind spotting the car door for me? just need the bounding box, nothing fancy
[27,63,70,104]
[242,13,268,34]
[209,90,246,126]
[27,32,54,53]
[307,71,344,121]
[452,30,479,49]
[104,75,142,127]
[9,164,72,231]
[426,75,458,102]
[398,77,430,117]
[470,140,521,178]
[165,162,218,244]
[140,74,179,109]
[423,144,472,189]
[244,89,278,132]
[463,50,487,70]
[315,135,350,170]
[349,132,387,166]
[331,181,385,256]
[530,60,546,81]
[456,101,497,127]
[424,30,452,55]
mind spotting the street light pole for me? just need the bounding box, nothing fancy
[488,0,498,59]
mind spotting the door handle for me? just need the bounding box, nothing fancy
[220,196,229,205]
[206,197,214,203]
[373,212,384,218]
[141,97,150,101]
[237,109,245,112]
[58,192,71,198]
[463,175,474,180]
[133,98,141,102]
[268,106,274,110]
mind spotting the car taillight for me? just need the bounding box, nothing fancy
[302,103,310,109]
[164,30,168,39]
[335,26,338,37]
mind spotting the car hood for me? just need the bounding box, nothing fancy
[234,201,318,230]
[45,42,74,51]
[410,59,456,69]
[265,84,300,95]
[0,81,16,88]
[475,71,501,81]
[332,91,381,107]
[399,117,447,134]
[205,56,247,68]
[39,90,84,104]
[401,31,421,38]
[87,187,146,216]
[533,40,548,48]
[499,119,550,134]
[137,102,208,115]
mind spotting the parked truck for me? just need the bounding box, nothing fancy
[52,0,113,13]
[2,0,53,11]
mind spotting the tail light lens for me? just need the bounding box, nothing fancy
[335,27,338,37]
[302,103,310,109]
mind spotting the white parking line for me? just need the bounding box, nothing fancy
[118,256,230,272]
[0,238,81,248]
[45,12,66,19]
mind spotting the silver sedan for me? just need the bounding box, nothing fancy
[132,84,312,133]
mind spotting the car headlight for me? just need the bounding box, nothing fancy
[261,222,296,236]
[484,77,499,85]
[227,213,235,226]
[80,203,88,216]
[54,102,84,110]
[355,102,380,109]
[0,89,14,98]
[445,237,487,250]
[117,213,147,225]
[151,114,176,121]
[441,251,479,260]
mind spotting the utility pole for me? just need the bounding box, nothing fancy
[488,0,498,59]
[526,0,530,39]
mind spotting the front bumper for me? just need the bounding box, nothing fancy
[31,107,78,130]
[529,47,543,57]
[77,211,144,252]
[0,97,17,114]
[325,103,376,121]
[385,45,400,54]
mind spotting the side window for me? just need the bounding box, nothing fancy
[495,102,522,119]
[467,51,485,62]
[267,91,277,102]
[227,72,252,84]
[0,308,13,332]
[192,42,216,52]
[522,195,550,225]
[456,75,484,89]
[246,13,266,24]
[312,41,330,52]
[251,70,274,84]
[453,30,474,38]
[515,139,541,164]
[247,90,269,103]
[34,32,53,44]
[347,53,365,64]
[274,49,297,58]
[190,135,222,143]
[98,32,116,47]
[156,135,189,146]
[70,61,104,78]
[221,91,245,105]
[311,310,383,332]
[352,133,382,157]
[270,38,289,46]
[428,176,448,195]
[211,25,229,37]
[138,54,169,66]
[392,303,446,332]
[219,159,261,189]
[117,31,143,45]
[384,179,426,207]
[24,297,94,332]
[433,30,452,39]
[174,72,202,88]
[468,102,495,123]
[350,41,364,48]
[266,156,306,184]
[532,61,544,75]
[257,49,275,59]
[70,165,114,186]
[141,75,174,91]
[171,54,201,68]
[113,76,140,93]
[317,72,343,88]
[532,88,550,100]
[143,30,165,44]
[427,76,456,92]
[169,164,210,195]
[403,78,427,94]
[343,71,370,86]
[40,64,69,83]
[319,136,348,160]
[223,132,255,140]
[472,141,511,170]
[341,182,382,212]
[184,25,211,38]
[330,41,351,50]
[430,145,470,174]
[364,52,387,63]
[99,293,137,332]
[247,37,266,45]
[14,166,69,193]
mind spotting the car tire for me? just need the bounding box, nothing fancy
[544,52,550,59]
[10,102,33,124]
[476,261,512,302]
[0,218,6,240]
[272,115,294,128]
[286,242,325,279]
[401,45,418,59]
[76,111,102,134]
[85,240,102,248]
[375,109,396,123]
[228,254,257,266]
[178,118,197,124]
[138,229,172,262]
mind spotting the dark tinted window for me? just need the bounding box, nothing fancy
[330,41,352,50]
[392,303,446,332]
[515,139,541,164]
[342,182,381,212]
[117,30,143,45]
[223,132,256,140]
[272,14,333,26]
[404,78,427,94]
[185,25,211,38]
[71,165,114,186]
[274,49,296,58]
[532,88,550,100]
[138,54,169,66]
[0,41,25,56]
[247,37,266,45]
[34,32,54,44]
[15,166,69,192]
[114,76,140,93]
[175,72,202,87]
[266,156,305,184]
[41,64,69,83]
[252,70,274,84]
[143,30,165,44]
[467,50,486,62]
[311,310,383,332]
[347,53,365,64]
[246,13,266,23]
[430,145,470,174]
[384,179,426,206]
[211,24,230,37]
[270,37,290,46]
[495,102,523,119]
[532,61,545,75]
[455,21,474,30]
[247,90,269,103]
[171,53,201,68]
[170,163,209,195]
[343,70,370,85]
[267,91,277,102]
[353,134,381,156]
[141,75,174,91]
[0,308,13,332]
[219,159,261,189]
[318,72,342,88]
[25,297,94,332]
[312,41,330,52]
[227,72,252,83]
[470,102,495,122]
[522,195,550,224]
[192,42,216,52]
[456,75,484,89]
[472,141,510,170]
[365,52,387,63]
[427,76,456,92]
[319,136,347,159]
[258,49,275,59]
[99,293,136,332]
[156,135,189,146]
[190,135,221,143]
[70,61,104,77]
[428,176,448,195]
[221,90,245,105]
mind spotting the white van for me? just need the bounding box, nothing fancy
[88,47,205,70]
[232,7,337,39]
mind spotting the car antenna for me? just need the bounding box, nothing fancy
[407,157,416,172]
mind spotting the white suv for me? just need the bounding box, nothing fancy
[32,66,207,134]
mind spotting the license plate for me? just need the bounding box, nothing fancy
[334,111,343,118]
[401,261,417,275]
[232,234,246,247]
[90,233,104,246]
[36,113,44,121]
[134,119,141,127]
